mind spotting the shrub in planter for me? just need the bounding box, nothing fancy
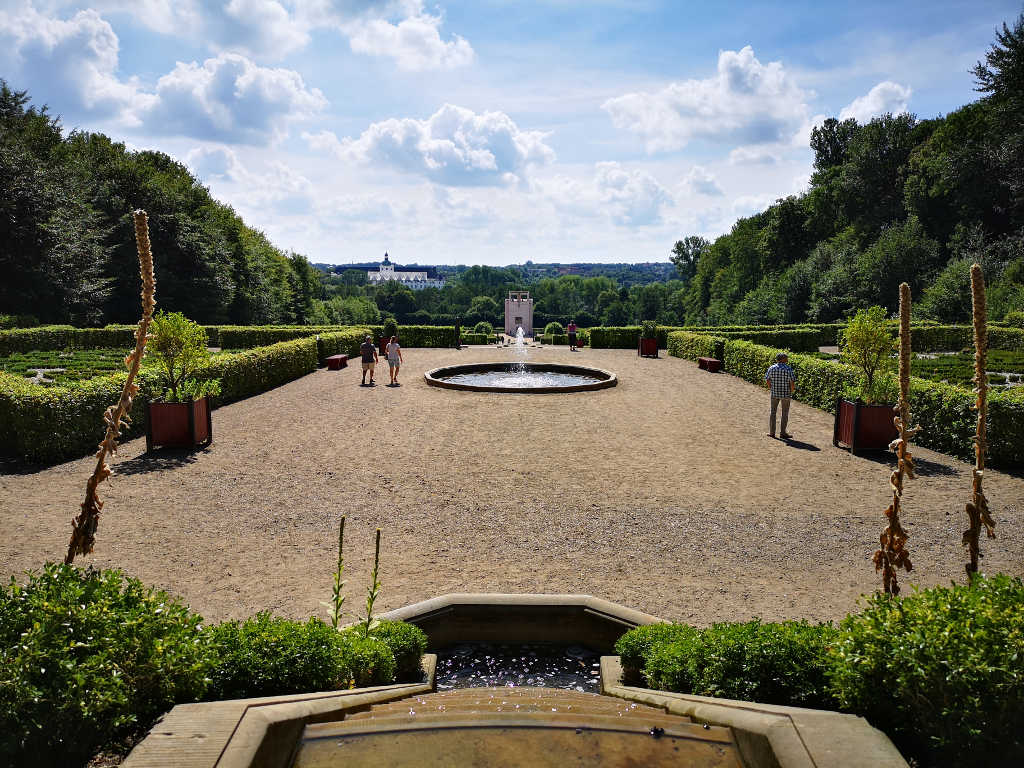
[641,620,837,709]
[370,619,429,681]
[147,311,220,450]
[835,306,899,451]
[205,612,355,700]
[544,321,564,336]
[828,575,1024,766]
[638,320,659,356]
[0,564,213,767]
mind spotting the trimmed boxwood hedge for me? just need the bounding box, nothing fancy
[614,575,1024,767]
[460,333,488,345]
[0,337,323,464]
[1,564,428,767]
[667,331,1024,468]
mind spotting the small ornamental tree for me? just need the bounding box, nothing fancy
[148,311,212,402]
[544,321,564,336]
[641,320,658,339]
[840,306,896,403]
[382,317,399,340]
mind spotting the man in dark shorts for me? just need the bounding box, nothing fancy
[360,335,378,386]
[567,320,578,351]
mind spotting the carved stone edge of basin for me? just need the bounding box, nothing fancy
[423,363,618,392]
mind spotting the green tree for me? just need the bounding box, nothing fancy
[670,236,708,282]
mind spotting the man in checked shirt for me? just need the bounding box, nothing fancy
[765,352,796,439]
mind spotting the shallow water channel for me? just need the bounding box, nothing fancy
[435,643,602,691]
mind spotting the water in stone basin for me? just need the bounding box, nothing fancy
[435,643,601,691]
[439,370,601,388]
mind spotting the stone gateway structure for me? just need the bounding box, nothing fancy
[504,291,534,336]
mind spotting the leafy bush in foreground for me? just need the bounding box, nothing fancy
[827,575,1024,767]
[0,564,212,767]
[0,565,428,766]
[205,612,354,700]
[643,620,836,708]
[615,623,698,679]
[372,619,429,681]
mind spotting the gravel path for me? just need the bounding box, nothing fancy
[2,347,1022,626]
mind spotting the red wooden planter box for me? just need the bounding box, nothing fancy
[146,396,212,452]
[833,398,898,453]
[637,337,659,358]
[697,356,722,372]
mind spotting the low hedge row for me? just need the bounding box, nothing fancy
[0,564,427,768]
[616,575,1024,767]
[460,333,488,345]
[316,328,372,364]
[667,331,1024,468]
[0,337,326,464]
[665,332,724,362]
[587,324,1024,354]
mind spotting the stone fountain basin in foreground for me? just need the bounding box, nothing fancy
[423,362,617,393]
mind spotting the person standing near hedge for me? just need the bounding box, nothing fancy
[360,335,378,386]
[567,320,578,351]
[765,352,796,439]
[385,335,403,386]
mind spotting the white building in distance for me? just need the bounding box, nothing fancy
[367,253,445,290]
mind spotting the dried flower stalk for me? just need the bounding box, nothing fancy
[65,210,156,564]
[963,264,996,579]
[873,283,917,595]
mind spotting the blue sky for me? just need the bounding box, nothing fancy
[1,1,1019,266]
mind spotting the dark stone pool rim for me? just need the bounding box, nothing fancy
[423,362,618,393]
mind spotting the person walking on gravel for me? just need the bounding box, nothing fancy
[360,335,378,386]
[765,352,796,439]
[567,320,578,351]
[385,335,403,386]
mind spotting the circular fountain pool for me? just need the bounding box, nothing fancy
[424,362,616,393]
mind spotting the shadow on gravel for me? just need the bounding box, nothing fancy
[0,457,52,476]
[852,450,959,477]
[781,438,820,451]
[115,448,205,476]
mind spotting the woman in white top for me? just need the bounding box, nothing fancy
[385,335,403,385]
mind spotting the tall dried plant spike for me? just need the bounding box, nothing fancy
[964,263,996,580]
[65,210,156,564]
[872,283,915,595]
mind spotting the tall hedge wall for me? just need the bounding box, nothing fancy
[0,337,323,464]
[667,331,1023,468]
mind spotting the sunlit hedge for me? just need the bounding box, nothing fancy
[0,337,324,464]
[667,332,1024,468]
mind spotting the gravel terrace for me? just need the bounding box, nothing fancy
[2,346,1022,625]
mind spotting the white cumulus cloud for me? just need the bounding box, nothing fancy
[603,46,811,153]
[728,146,779,165]
[542,163,673,227]
[140,53,326,144]
[0,6,146,120]
[307,104,554,186]
[683,165,724,196]
[345,9,474,71]
[839,81,912,123]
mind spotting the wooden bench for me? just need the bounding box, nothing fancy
[326,354,349,370]
[697,357,722,373]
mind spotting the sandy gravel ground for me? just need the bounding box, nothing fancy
[2,346,1022,626]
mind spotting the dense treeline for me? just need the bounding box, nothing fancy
[3,16,1022,330]
[0,82,322,327]
[316,264,687,328]
[672,15,1024,325]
